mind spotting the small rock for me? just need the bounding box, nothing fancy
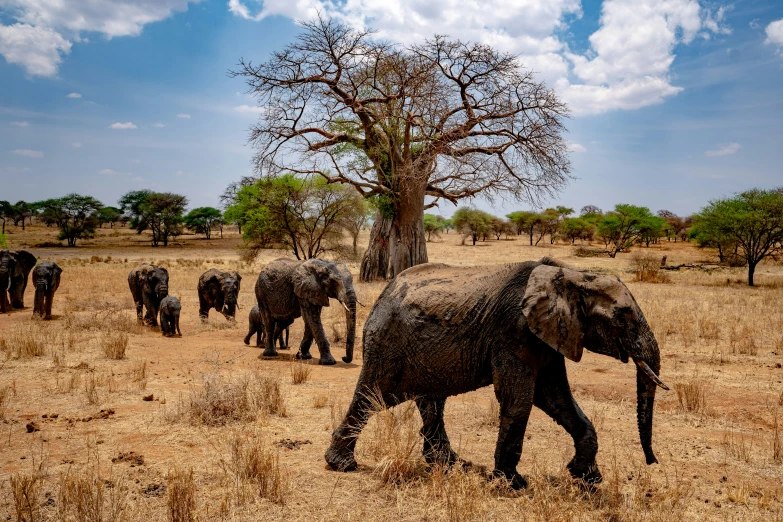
[26,422,40,433]
[275,438,312,450]
[142,394,154,402]
[112,451,145,466]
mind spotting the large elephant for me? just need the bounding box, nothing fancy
[325,258,668,489]
[254,258,357,365]
[128,264,169,327]
[197,269,241,320]
[32,261,62,320]
[0,249,36,312]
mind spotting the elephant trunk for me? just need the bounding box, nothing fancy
[338,287,357,364]
[632,326,667,465]
[34,280,46,316]
[224,297,237,318]
[157,283,168,299]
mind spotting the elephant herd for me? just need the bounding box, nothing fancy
[2,250,669,490]
[0,249,62,320]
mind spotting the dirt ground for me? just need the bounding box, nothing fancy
[1,224,783,521]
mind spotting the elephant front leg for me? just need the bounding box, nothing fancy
[492,350,535,490]
[44,291,54,320]
[260,309,278,357]
[300,302,335,365]
[534,356,601,485]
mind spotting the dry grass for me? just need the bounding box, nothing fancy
[290,360,312,384]
[0,323,49,358]
[631,253,671,283]
[167,468,196,522]
[102,331,128,360]
[0,385,11,421]
[312,390,329,408]
[58,468,127,522]
[185,372,286,426]
[674,376,708,414]
[9,471,42,522]
[220,430,290,506]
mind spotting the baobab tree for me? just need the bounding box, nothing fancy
[232,17,571,280]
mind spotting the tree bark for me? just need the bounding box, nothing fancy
[748,262,756,287]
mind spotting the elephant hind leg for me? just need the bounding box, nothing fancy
[415,397,463,467]
[533,356,601,484]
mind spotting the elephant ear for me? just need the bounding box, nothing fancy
[293,260,330,307]
[16,250,36,273]
[232,271,242,282]
[522,264,585,363]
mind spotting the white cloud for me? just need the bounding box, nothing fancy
[0,23,71,77]
[152,122,165,128]
[132,159,141,164]
[12,149,43,158]
[766,19,783,51]
[66,92,81,98]
[98,168,118,175]
[234,104,266,115]
[176,113,191,119]
[705,143,740,157]
[0,1,198,77]
[72,142,82,148]
[567,143,587,153]
[10,121,29,127]
[109,122,137,129]
[175,170,192,176]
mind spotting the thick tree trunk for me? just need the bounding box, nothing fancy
[748,262,756,287]
[360,189,428,281]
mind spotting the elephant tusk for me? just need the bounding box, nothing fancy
[340,301,350,312]
[634,359,670,391]
[356,299,366,308]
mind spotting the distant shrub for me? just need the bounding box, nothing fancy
[573,246,608,258]
[0,233,7,248]
[631,254,670,283]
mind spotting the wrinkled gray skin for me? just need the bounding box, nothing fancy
[32,261,62,320]
[128,264,169,327]
[254,258,357,365]
[159,296,182,337]
[244,304,289,349]
[0,249,36,312]
[198,268,241,321]
[325,258,668,490]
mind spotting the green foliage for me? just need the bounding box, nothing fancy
[94,206,123,228]
[184,207,223,239]
[40,194,103,247]
[694,188,783,286]
[452,207,494,245]
[119,190,188,247]
[559,217,594,244]
[368,193,396,220]
[597,204,658,258]
[507,210,540,245]
[423,214,446,242]
[0,233,7,248]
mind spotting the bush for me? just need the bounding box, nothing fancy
[0,233,7,248]
[631,254,670,283]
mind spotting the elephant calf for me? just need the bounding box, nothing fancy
[244,305,289,349]
[159,296,182,337]
[32,261,62,320]
[198,268,241,321]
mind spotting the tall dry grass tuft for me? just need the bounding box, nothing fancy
[10,471,42,522]
[102,331,128,360]
[220,430,290,506]
[168,468,196,522]
[773,411,782,464]
[84,373,99,405]
[674,377,708,414]
[186,372,286,426]
[427,466,493,522]
[0,384,11,421]
[0,323,49,358]
[290,360,312,385]
[58,468,127,522]
[631,254,670,283]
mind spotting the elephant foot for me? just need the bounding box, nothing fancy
[325,446,358,472]
[318,353,337,366]
[342,356,353,363]
[262,348,279,357]
[491,469,528,490]
[567,459,603,485]
[296,351,313,360]
[243,336,250,345]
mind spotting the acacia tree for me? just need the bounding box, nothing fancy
[232,17,570,280]
[184,207,223,239]
[452,207,493,245]
[423,214,446,242]
[40,194,102,247]
[120,191,188,247]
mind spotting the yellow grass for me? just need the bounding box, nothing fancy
[1,224,783,521]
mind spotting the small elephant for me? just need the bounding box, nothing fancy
[159,296,182,337]
[197,269,241,321]
[128,264,169,327]
[0,249,36,312]
[32,261,62,320]
[325,258,668,489]
[244,304,289,349]
[254,258,357,365]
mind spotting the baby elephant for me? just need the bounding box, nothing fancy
[159,296,182,337]
[32,261,62,320]
[244,305,289,350]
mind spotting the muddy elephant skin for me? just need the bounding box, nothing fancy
[32,261,62,320]
[325,258,668,490]
[128,264,169,327]
[254,258,357,365]
[197,268,241,320]
[0,249,36,312]
[159,296,182,337]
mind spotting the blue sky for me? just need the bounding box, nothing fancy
[1,0,782,217]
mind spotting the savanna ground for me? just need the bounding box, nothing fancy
[1,223,783,522]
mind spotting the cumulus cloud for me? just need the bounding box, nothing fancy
[567,143,587,153]
[0,23,71,77]
[152,122,165,128]
[176,113,191,119]
[766,19,783,51]
[234,104,266,115]
[705,143,740,157]
[229,0,729,117]
[10,121,29,127]
[72,142,82,148]
[98,168,118,175]
[66,92,81,98]
[0,1,197,77]
[13,149,44,158]
[109,122,137,129]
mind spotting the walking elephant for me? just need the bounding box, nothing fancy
[159,296,182,337]
[32,261,62,320]
[197,269,241,320]
[325,258,668,490]
[244,304,289,349]
[0,249,36,312]
[128,264,169,327]
[254,258,357,365]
